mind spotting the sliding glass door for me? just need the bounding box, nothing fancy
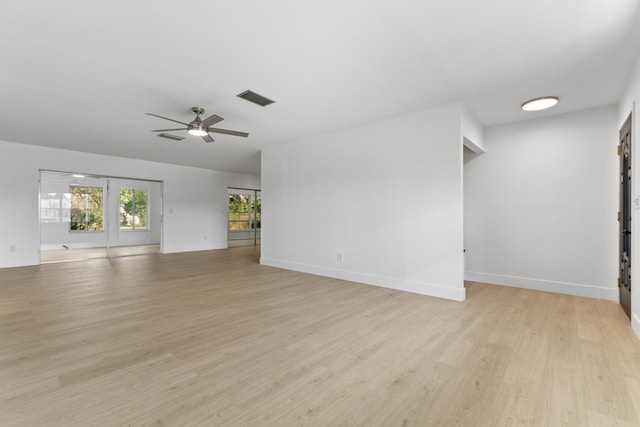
[39,171,163,263]
[228,188,261,247]
[108,178,162,258]
[40,172,108,262]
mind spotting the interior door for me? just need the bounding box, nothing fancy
[619,113,632,320]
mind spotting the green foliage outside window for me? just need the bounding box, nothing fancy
[120,189,148,230]
[70,186,104,231]
[228,194,261,231]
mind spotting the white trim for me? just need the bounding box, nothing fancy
[465,271,618,301]
[632,103,638,342]
[462,136,484,154]
[260,257,466,302]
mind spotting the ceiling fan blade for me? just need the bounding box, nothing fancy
[207,127,249,137]
[145,113,189,126]
[201,114,224,128]
[151,128,188,132]
[202,134,214,143]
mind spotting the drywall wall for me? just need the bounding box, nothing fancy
[0,140,260,268]
[464,106,618,301]
[619,52,640,338]
[261,103,465,301]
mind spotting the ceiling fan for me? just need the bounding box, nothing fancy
[145,107,249,143]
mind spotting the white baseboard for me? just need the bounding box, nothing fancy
[464,271,619,301]
[0,257,39,269]
[633,312,640,341]
[260,257,466,302]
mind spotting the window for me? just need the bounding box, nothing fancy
[70,186,104,231]
[228,194,261,231]
[120,189,148,230]
[228,194,249,231]
[40,192,71,223]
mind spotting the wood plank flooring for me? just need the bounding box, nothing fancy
[40,244,160,263]
[1,246,639,426]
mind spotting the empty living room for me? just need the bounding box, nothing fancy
[1,1,640,426]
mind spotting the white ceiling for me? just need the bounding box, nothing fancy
[2,0,639,175]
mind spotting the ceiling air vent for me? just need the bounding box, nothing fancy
[157,133,185,141]
[237,90,275,107]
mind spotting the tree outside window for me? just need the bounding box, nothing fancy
[120,189,148,230]
[70,186,104,231]
[228,194,261,231]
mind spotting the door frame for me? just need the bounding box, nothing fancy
[227,187,261,247]
[619,113,633,320]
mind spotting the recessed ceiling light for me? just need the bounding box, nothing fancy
[72,174,86,178]
[521,96,559,112]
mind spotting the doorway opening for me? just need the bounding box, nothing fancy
[619,113,632,320]
[463,136,485,278]
[39,170,163,263]
[227,187,261,248]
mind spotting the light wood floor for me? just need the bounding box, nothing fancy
[1,247,639,426]
[40,244,160,263]
[227,238,261,248]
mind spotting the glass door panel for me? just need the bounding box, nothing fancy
[40,171,108,263]
[228,188,261,247]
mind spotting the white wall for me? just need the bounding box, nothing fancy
[619,52,640,338]
[0,140,260,268]
[261,103,465,301]
[464,106,619,301]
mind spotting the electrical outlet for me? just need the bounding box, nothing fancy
[337,252,343,262]
[9,245,15,253]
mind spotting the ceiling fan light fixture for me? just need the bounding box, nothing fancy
[521,96,559,112]
[188,125,208,137]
